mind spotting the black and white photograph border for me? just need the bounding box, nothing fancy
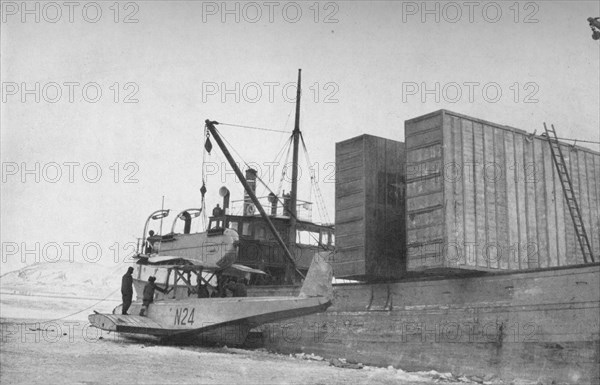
[1,1,599,384]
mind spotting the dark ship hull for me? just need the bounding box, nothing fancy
[248,263,600,384]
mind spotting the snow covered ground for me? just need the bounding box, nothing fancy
[0,263,490,385]
[1,315,483,385]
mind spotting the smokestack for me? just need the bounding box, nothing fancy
[219,186,230,213]
[243,169,257,216]
[268,192,277,216]
[282,191,291,217]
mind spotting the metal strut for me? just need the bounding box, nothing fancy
[543,123,595,263]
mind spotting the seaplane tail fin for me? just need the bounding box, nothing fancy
[299,251,333,300]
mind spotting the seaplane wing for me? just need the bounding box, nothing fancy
[141,256,266,274]
[226,264,267,275]
[147,255,197,264]
[148,255,187,263]
[140,255,221,270]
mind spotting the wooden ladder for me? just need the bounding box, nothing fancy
[543,123,595,263]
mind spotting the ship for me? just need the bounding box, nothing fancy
[98,69,599,384]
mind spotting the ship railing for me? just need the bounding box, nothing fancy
[229,196,313,221]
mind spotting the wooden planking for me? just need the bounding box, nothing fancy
[495,128,509,269]
[386,137,406,274]
[335,137,366,277]
[335,134,406,279]
[534,138,549,268]
[523,136,538,268]
[406,176,442,196]
[591,154,600,256]
[577,150,592,259]
[514,134,527,269]
[473,122,486,268]
[405,112,443,134]
[462,119,476,267]
[451,116,465,265]
[562,144,575,264]
[406,144,442,163]
[542,139,558,267]
[442,113,456,265]
[406,110,600,273]
[483,124,497,269]
[562,145,579,264]
[553,145,566,266]
[504,131,519,270]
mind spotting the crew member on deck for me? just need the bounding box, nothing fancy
[145,230,156,254]
[212,204,224,217]
[225,277,247,297]
[139,276,170,316]
[121,267,134,315]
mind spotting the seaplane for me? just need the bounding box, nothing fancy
[89,69,335,345]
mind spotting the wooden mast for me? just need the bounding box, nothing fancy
[290,69,302,223]
[288,69,302,283]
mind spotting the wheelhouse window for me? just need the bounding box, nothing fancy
[242,222,251,236]
[296,230,320,246]
[255,226,266,240]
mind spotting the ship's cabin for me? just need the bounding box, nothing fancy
[208,214,334,248]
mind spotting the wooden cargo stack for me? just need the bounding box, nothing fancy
[334,134,406,280]
[405,110,600,272]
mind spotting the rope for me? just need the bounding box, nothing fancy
[219,122,290,134]
[212,127,328,251]
[33,259,131,324]
[300,134,331,225]
[555,137,600,145]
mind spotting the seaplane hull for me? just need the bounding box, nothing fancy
[90,253,334,345]
[90,296,330,344]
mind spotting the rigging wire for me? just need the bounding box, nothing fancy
[218,122,291,134]
[277,136,294,197]
[256,135,293,199]
[213,126,330,251]
[554,137,600,145]
[31,257,132,324]
[300,134,331,225]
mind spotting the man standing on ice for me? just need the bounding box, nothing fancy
[121,267,134,315]
[139,276,169,316]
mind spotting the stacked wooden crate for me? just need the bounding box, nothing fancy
[405,110,600,272]
[334,134,406,280]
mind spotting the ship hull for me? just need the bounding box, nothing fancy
[248,264,600,384]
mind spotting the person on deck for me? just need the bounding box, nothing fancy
[139,276,170,316]
[145,230,156,254]
[212,204,224,217]
[121,266,134,315]
[225,277,247,297]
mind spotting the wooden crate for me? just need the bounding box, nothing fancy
[334,134,406,280]
[405,110,600,272]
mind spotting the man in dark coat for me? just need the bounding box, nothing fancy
[121,267,134,315]
[139,276,170,316]
[225,277,247,297]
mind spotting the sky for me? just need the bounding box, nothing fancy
[1,0,599,274]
